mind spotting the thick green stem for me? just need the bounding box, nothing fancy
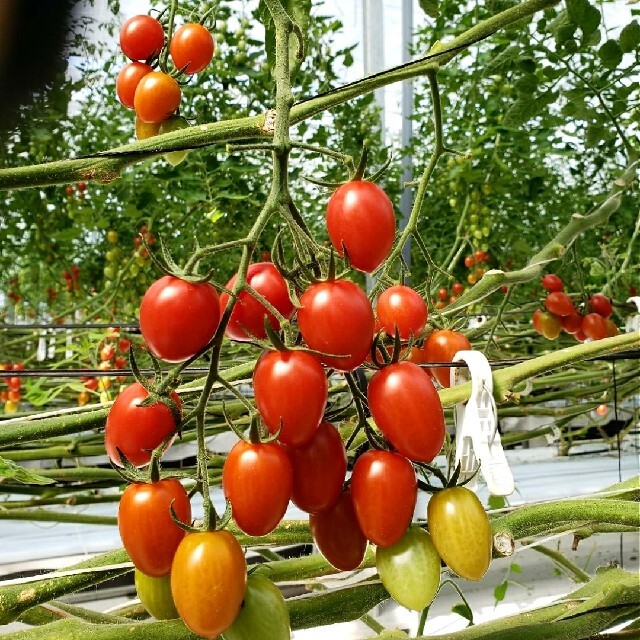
[531,544,591,583]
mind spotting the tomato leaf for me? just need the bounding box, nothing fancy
[619,20,640,53]
[494,580,509,603]
[0,456,55,485]
[451,602,474,624]
[566,0,601,40]
[419,0,440,18]
[598,39,623,70]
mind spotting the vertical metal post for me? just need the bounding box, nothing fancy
[400,0,413,275]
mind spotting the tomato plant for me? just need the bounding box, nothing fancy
[222,573,290,640]
[253,349,328,447]
[219,262,294,342]
[104,382,181,467]
[326,180,396,273]
[376,526,441,611]
[120,14,165,61]
[116,62,153,109]
[135,570,179,620]
[423,329,472,388]
[541,274,564,292]
[222,439,293,536]
[171,531,247,639]
[427,486,492,581]
[134,72,182,124]
[287,420,347,514]
[170,24,215,74]
[544,291,575,317]
[309,488,367,571]
[139,275,221,362]
[297,279,374,371]
[376,285,428,340]
[350,449,417,547]
[367,361,445,463]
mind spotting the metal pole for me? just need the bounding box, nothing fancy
[400,0,413,275]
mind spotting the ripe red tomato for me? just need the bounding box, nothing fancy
[134,72,181,124]
[541,274,564,292]
[170,24,215,74]
[219,263,294,342]
[560,312,583,334]
[171,531,247,639]
[582,313,607,341]
[118,478,191,577]
[326,180,396,273]
[423,329,471,388]
[376,285,428,340]
[427,486,492,581]
[298,279,374,371]
[604,318,619,337]
[222,440,293,536]
[310,489,367,571]
[100,344,115,361]
[533,309,562,340]
[368,361,445,463]
[544,291,575,317]
[120,15,165,61]
[350,449,417,547]
[287,420,347,514]
[588,294,613,319]
[452,282,464,295]
[116,62,153,108]
[104,382,181,467]
[474,250,486,263]
[139,276,220,363]
[253,350,328,447]
[437,288,448,301]
[464,255,475,268]
[574,328,587,342]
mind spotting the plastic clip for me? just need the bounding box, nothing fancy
[451,350,515,497]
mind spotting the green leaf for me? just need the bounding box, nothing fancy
[566,0,601,38]
[514,74,538,95]
[494,581,509,603]
[419,0,440,18]
[598,39,623,70]
[487,494,506,509]
[620,20,640,53]
[451,602,473,623]
[0,457,55,485]
[510,563,522,574]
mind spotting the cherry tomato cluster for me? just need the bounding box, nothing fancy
[65,182,88,201]
[464,249,490,286]
[533,274,619,341]
[0,362,25,415]
[62,265,81,293]
[435,281,465,309]
[5,276,21,305]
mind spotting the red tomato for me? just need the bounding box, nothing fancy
[171,531,246,639]
[437,288,448,302]
[368,361,445,463]
[310,489,367,571]
[474,250,486,263]
[544,291,575,317]
[100,344,115,361]
[541,274,564,292]
[170,23,215,74]
[533,309,562,340]
[253,350,328,447]
[104,382,181,467]
[120,15,165,61]
[351,450,417,547]
[560,312,583,334]
[604,318,619,337]
[298,279,374,371]
[588,294,613,319]
[222,440,293,536]
[139,276,220,363]
[7,377,21,392]
[118,478,191,577]
[423,329,472,388]
[464,255,475,268]
[574,328,587,342]
[219,263,294,342]
[326,180,396,273]
[376,285,428,340]
[134,72,181,124]
[452,282,464,295]
[287,421,347,514]
[582,313,607,341]
[116,62,153,108]
[118,338,132,353]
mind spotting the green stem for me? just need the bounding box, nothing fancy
[531,544,591,583]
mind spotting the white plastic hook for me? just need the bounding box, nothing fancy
[451,350,515,497]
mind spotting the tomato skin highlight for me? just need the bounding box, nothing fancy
[222,439,293,536]
[120,15,165,61]
[119,478,191,577]
[427,486,492,581]
[309,489,368,571]
[139,275,220,363]
[298,279,375,371]
[376,526,441,611]
[326,180,396,273]
[171,531,247,639]
[170,23,215,74]
[105,382,181,467]
[351,450,417,547]
[116,62,153,108]
[376,285,428,340]
[544,291,575,317]
[220,262,294,342]
[253,349,328,447]
[287,420,347,514]
[368,361,445,463]
[423,329,472,388]
[134,72,181,124]
[135,570,180,620]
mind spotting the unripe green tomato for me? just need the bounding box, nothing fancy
[218,20,228,32]
[103,265,116,280]
[135,569,179,620]
[222,573,290,640]
[448,198,457,208]
[376,526,441,611]
[446,157,455,169]
[241,18,250,28]
[159,116,190,167]
[237,39,247,52]
[455,155,465,165]
[469,214,478,224]
[234,52,247,64]
[129,262,140,277]
[470,193,480,203]
[107,230,119,244]
[448,180,457,191]
[473,229,483,240]
[482,226,490,237]
[135,254,147,267]
[235,27,245,38]
[481,205,490,215]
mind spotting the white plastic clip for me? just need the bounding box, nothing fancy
[451,350,515,497]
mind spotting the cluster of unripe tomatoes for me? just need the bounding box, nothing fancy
[102,174,493,636]
[533,274,619,341]
[0,362,24,414]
